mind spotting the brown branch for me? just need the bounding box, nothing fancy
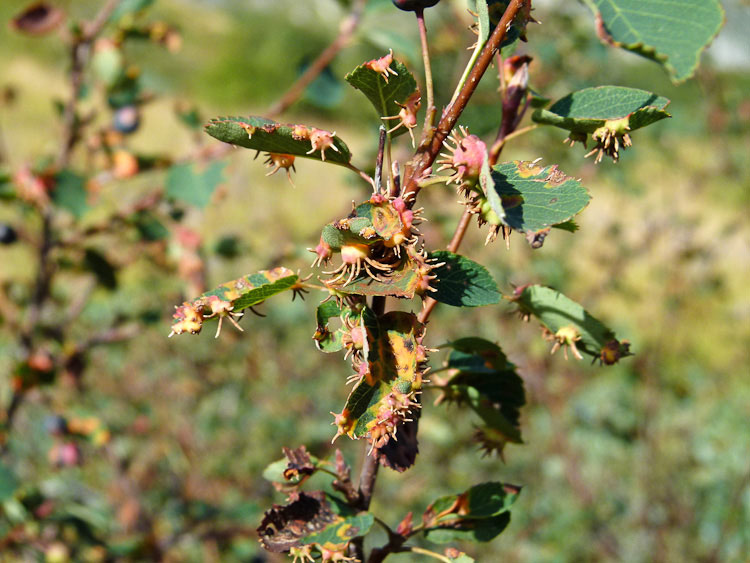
[5,0,123,455]
[57,0,122,169]
[266,0,367,118]
[403,0,526,200]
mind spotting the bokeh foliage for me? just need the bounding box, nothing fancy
[0,0,748,561]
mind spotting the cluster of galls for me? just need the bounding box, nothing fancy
[564,116,633,163]
[290,544,357,563]
[169,294,243,339]
[310,193,440,295]
[241,121,339,161]
[331,316,432,455]
[541,325,631,365]
[437,126,508,244]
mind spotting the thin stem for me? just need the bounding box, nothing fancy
[407,546,453,562]
[489,123,539,165]
[57,0,122,169]
[375,126,387,194]
[267,0,367,117]
[351,452,380,561]
[403,0,526,201]
[344,162,376,188]
[5,0,123,456]
[416,9,435,132]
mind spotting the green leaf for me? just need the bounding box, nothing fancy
[425,512,511,544]
[511,284,632,363]
[345,56,418,138]
[166,161,227,209]
[0,169,15,200]
[490,160,591,235]
[170,268,299,337]
[302,496,374,548]
[339,312,424,439]
[582,0,724,83]
[443,337,525,444]
[314,300,348,353]
[202,268,298,312]
[53,170,89,219]
[91,43,124,87]
[467,1,529,49]
[110,0,155,22]
[0,462,18,502]
[478,156,506,228]
[205,116,352,165]
[422,482,521,543]
[303,65,344,110]
[325,251,423,299]
[467,0,491,42]
[532,86,671,134]
[430,251,500,308]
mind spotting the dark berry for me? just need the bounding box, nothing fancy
[112,105,140,134]
[392,0,441,12]
[0,223,18,244]
[44,415,68,436]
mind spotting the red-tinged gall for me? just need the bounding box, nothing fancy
[307,128,339,161]
[437,126,487,188]
[366,49,398,83]
[382,91,421,146]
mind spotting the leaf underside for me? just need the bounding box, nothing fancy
[443,337,526,444]
[532,86,670,134]
[512,284,629,360]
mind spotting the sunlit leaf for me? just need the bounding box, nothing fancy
[205,116,352,165]
[345,56,418,138]
[532,86,670,134]
[582,0,724,83]
[491,161,590,235]
[430,251,500,308]
[510,284,632,364]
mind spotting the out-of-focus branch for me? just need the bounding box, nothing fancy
[267,0,367,118]
[57,0,122,169]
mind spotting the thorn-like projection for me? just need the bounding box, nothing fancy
[307,128,339,161]
[366,48,398,83]
[263,153,296,186]
[203,296,244,339]
[436,125,487,188]
[544,325,583,361]
[382,91,421,147]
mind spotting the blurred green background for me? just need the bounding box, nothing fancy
[1,0,749,561]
